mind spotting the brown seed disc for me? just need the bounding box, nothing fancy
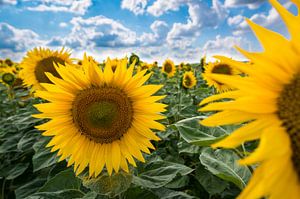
[277,73,300,180]
[72,87,133,143]
[211,64,232,75]
[164,63,173,73]
[184,75,192,87]
[34,56,65,83]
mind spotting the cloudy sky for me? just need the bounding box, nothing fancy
[0,0,296,63]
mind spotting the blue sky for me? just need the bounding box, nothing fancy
[0,0,296,63]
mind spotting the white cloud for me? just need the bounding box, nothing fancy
[0,22,43,52]
[0,0,17,5]
[48,16,138,48]
[166,0,228,49]
[121,0,148,15]
[26,0,92,15]
[139,20,169,46]
[224,0,266,9]
[59,22,68,28]
[227,15,244,26]
[147,0,184,17]
[202,35,251,60]
[229,1,293,36]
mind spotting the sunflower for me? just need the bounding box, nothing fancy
[137,62,152,72]
[162,59,176,77]
[178,62,185,70]
[20,47,73,91]
[33,55,166,177]
[182,71,197,89]
[202,61,239,92]
[129,53,140,66]
[199,0,300,198]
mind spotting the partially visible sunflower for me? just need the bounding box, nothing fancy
[20,47,73,91]
[202,61,239,92]
[152,61,158,68]
[129,53,140,66]
[178,62,185,70]
[162,59,176,77]
[34,56,166,177]
[137,62,152,72]
[182,71,197,89]
[200,0,300,198]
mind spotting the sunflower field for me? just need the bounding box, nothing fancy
[0,0,300,199]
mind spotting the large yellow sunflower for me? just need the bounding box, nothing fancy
[182,71,197,89]
[202,61,239,93]
[33,55,166,177]
[20,47,73,91]
[200,0,300,198]
[162,59,176,77]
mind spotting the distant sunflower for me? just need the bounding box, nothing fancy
[20,47,73,91]
[178,62,185,70]
[202,62,239,92]
[129,53,139,66]
[200,0,300,198]
[34,55,166,177]
[162,59,176,77]
[182,71,197,89]
[137,62,152,72]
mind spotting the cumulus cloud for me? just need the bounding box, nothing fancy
[147,0,184,17]
[139,20,169,46]
[26,0,92,15]
[121,0,148,15]
[229,1,293,36]
[0,0,17,5]
[166,0,228,49]
[59,22,68,28]
[0,22,43,52]
[48,16,138,49]
[202,35,250,60]
[224,0,266,9]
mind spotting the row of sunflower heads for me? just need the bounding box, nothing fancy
[0,58,24,87]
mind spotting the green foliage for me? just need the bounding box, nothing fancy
[0,65,256,199]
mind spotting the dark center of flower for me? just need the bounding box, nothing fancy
[164,63,173,73]
[72,87,133,143]
[184,75,192,87]
[2,73,15,85]
[211,64,232,75]
[5,59,13,67]
[34,56,65,84]
[277,73,300,179]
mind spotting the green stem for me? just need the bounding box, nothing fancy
[1,178,6,199]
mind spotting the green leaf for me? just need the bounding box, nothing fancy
[133,160,193,188]
[195,164,228,196]
[82,171,132,198]
[199,148,251,190]
[15,177,47,199]
[6,162,30,180]
[32,138,58,172]
[152,188,196,199]
[174,116,227,146]
[165,175,189,189]
[124,187,158,199]
[17,130,40,152]
[177,140,201,154]
[38,169,81,192]
[25,189,84,199]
